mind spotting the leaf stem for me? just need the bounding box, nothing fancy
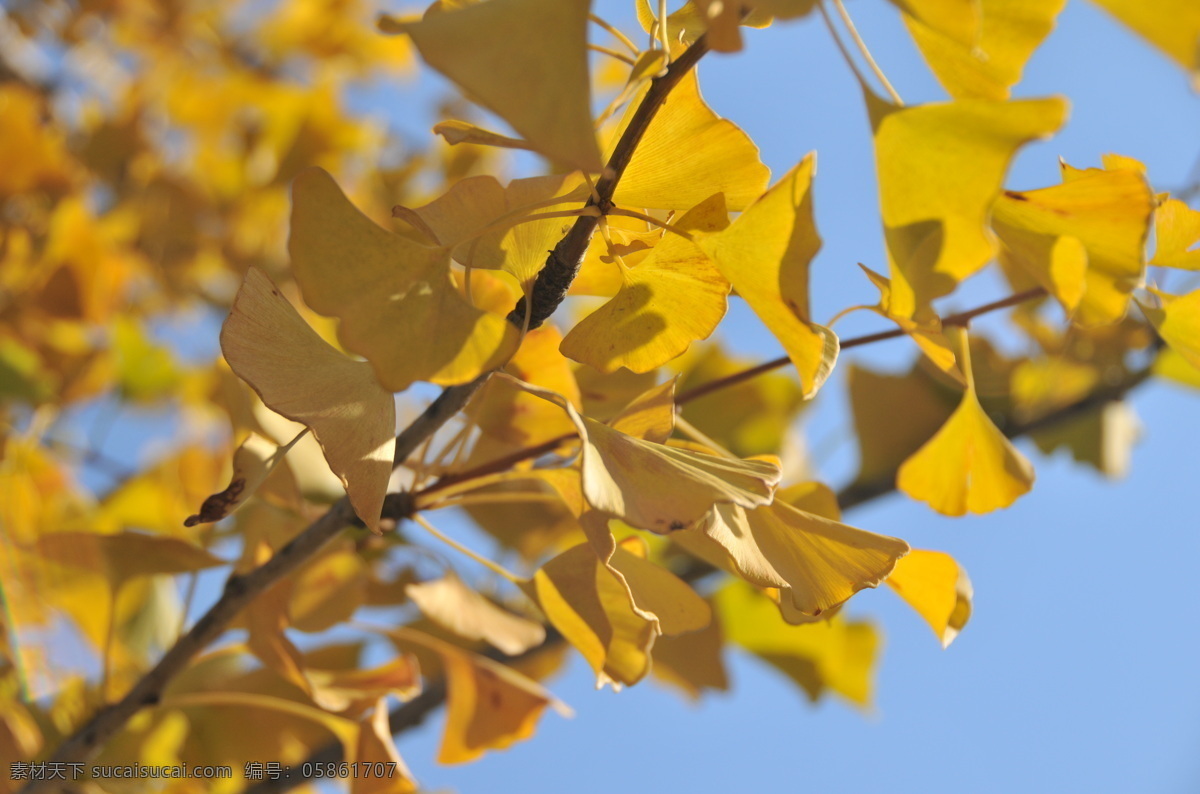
[606,207,693,240]
[589,14,640,55]
[412,514,522,585]
[589,44,637,67]
[830,0,903,105]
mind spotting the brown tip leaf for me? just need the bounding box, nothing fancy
[221,268,396,532]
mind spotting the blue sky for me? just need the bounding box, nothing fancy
[378,2,1200,793]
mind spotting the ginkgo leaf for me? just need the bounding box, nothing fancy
[221,267,396,531]
[560,194,731,373]
[888,0,980,45]
[993,158,1153,325]
[855,264,962,381]
[393,174,507,249]
[884,549,973,648]
[902,0,1066,100]
[431,120,535,153]
[185,432,299,527]
[288,548,368,632]
[289,167,519,392]
[868,91,1067,316]
[1151,197,1200,271]
[510,377,781,532]
[473,325,581,447]
[520,542,658,687]
[1088,0,1200,81]
[896,342,1034,516]
[679,500,908,616]
[610,537,711,636]
[36,531,225,591]
[353,699,419,794]
[697,155,839,397]
[405,572,546,656]
[1030,401,1140,479]
[401,0,601,171]
[649,607,729,700]
[390,627,572,764]
[1137,288,1200,371]
[607,378,676,443]
[677,345,806,458]
[615,69,770,211]
[716,581,879,707]
[306,655,422,714]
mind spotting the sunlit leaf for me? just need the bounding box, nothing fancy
[649,606,729,700]
[221,267,396,531]
[561,194,730,373]
[697,155,838,397]
[1151,197,1200,271]
[902,0,1066,100]
[1088,0,1200,82]
[1137,287,1200,371]
[352,699,420,794]
[390,628,572,764]
[402,0,602,171]
[615,70,770,211]
[716,581,879,707]
[36,531,224,591]
[885,549,973,647]
[868,91,1067,316]
[993,158,1153,325]
[289,167,519,392]
[406,572,546,656]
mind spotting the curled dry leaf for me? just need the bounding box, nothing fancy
[185,432,299,527]
[405,572,546,656]
[221,268,396,532]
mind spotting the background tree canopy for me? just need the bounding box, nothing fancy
[1,1,1198,792]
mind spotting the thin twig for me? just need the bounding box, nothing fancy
[255,352,1159,794]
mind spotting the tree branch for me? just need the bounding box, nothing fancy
[24,32,718,792]
[252,350,1160,794]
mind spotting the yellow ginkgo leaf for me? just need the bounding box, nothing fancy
[405,572,547,656]
[1088,0,1200,82]
[716,581,879,707]
[884,549,973,648]
[1151,197,1200,271]
[697,155,838,397]
[1137,287,1200,371]
[289,167,519,392]
[648,606,729,700]
[993,158,1153,326]
[288,548,369,632]
[888,0,980,46]
[855,264,963,381]
[521,541,658,687]
[680,500,909,616]
[614,70,770,211]
[306,655,422,714]
[510,376,781,533]
[607,378,676,443]
[401,0,601,171]
[560,194,731,373]
[610,536,711,636]
[221,267,396,531]
[36,531,225,591]
[431,119,535,153]
[869,91,1067,317]
[393,174,507,249]
[389,627,571,764]
[902,0,1066,100]
[353,699,419,794]
[896,338,1034,516]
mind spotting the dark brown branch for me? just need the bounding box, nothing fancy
[24,34,719,793]
[507,36,712,330]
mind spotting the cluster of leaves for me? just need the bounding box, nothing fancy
[2,0,1200,792]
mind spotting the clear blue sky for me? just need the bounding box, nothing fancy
[376,3,1200,793]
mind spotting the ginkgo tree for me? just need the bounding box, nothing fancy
[2,0,1199,792]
